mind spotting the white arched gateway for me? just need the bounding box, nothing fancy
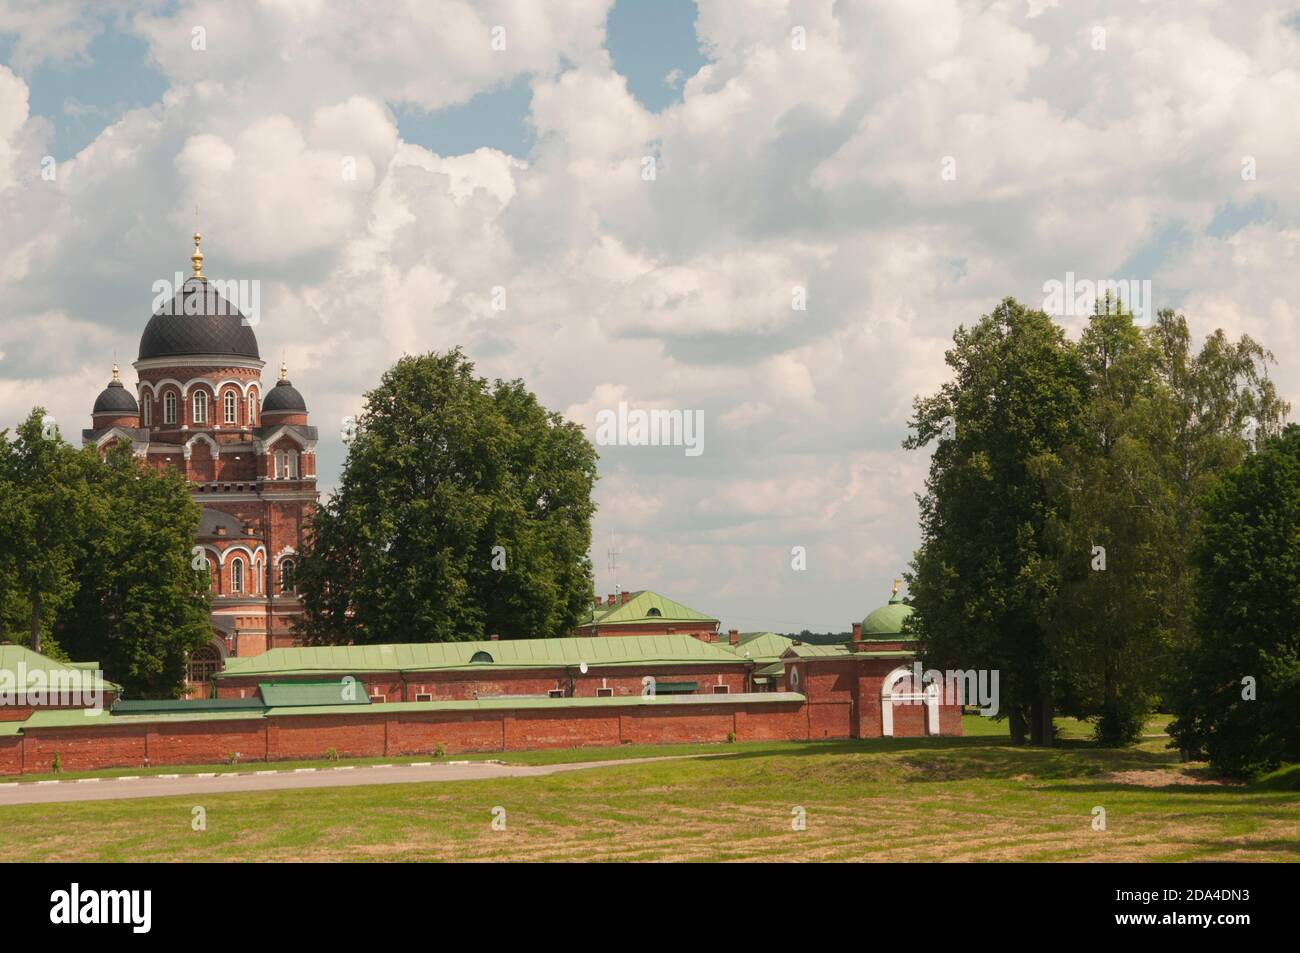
[880,666,941,737]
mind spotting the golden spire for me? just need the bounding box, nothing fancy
[891,578,902,598]
[191,207,204,278]
[279,359,288,382]
[111,361,121,384]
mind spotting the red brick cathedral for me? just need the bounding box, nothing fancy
[83,233,317,687]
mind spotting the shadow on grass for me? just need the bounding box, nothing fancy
[678,734,1182,783]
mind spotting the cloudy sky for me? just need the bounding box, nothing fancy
[1,0,1297,633]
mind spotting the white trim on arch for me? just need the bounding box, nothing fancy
[182,432,221,459]
[93,429,149,458]
[211,544,267,566]
[137,378,185,399]
[211,378,252,399]
[881,667,915,738]
[879,666,941,737]
[254,425,313,451]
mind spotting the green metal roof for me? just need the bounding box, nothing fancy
[723,632,794,664]
[258,680,372,707]
[218,634,743,679]
[783,644,916,660]
[264,691,806,718]
[861,593,915,636]
[0,644,121,694]
[583,590,718,627]
[18,707,265,730]
[112,697,265,714]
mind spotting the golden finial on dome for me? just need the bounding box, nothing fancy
[891,578,902,597]
[111,362,121,384]
[279,359,288,382]
[190,206,204,278]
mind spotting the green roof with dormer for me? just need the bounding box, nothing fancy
[584,590,718,627]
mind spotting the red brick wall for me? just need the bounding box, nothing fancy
[149,720,266,765]
[218,665,749,701]
[390,710,505,754]
[22,724,148,774]
[734,703,808,741]
[0,736,22,774]
[0,687,953,776]
[618,707,734,745]
[268,714,386,760]
[505,709,623,749]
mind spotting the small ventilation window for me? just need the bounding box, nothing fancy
[415,693,433,702]
[470,651,494,664]
[596,687,614,697]
[646,607,662,617]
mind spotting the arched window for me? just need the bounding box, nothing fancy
[224,391,237,424]
[142,395,152,427]
[280,558,296,593]
[230,558,244,594]
[470,651,494,664]
[274,449,299,479]
[186,644,222,685]
[193,390,208,424]
[248,393,257,426]
[646,607,662,617]
[163,392,178,424]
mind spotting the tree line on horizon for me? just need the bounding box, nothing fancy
[905,295,1299,777]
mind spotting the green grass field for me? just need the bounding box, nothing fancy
[3,715,1297,862]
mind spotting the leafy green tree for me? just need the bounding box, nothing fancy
[296,349,598,644]
[1168,425,1300,777]
[0,410,94,652]
[1036,298,1166,745]
[1144,310,1288,680]
[905,298,1089,745]
[53,441,211,698]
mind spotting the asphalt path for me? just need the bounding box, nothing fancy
[0,756,685,806]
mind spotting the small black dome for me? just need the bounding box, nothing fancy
[92,380,139,416]
[262,378,307,414]
[138,278,260,361]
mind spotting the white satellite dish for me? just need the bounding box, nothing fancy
[579,661,588,674]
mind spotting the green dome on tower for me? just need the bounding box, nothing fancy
[861,581,914,637]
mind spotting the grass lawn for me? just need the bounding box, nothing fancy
[2,715,1296,862]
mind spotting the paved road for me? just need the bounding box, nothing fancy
[0,757,685,807]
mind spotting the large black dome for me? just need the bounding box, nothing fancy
[92,379,139,415]
[262,378,307,414]
[138,278,260,361]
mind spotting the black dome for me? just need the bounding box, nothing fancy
[92,380,139,415]
[262,378,307,414]
[138,278,260,360]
